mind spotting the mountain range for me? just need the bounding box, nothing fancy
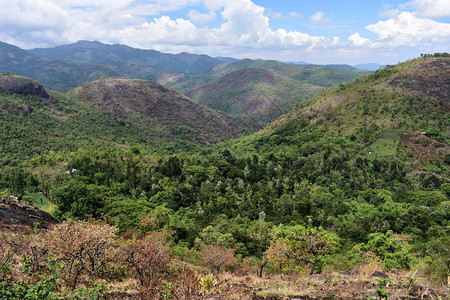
[0,40,370,126]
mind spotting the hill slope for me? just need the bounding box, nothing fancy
[170,59,369,125]
[0,41,121,91]
[0,74,254,166]
[163,59,370,93]
[247,55,449,179]
[186,68,324,124]
[1,56,449,297]
[71,78,256,144]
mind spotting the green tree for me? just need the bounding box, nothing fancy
[51,179,104,219]
[353,230,415,270]
[271,225,339,275]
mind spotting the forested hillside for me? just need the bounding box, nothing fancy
[0,74,254,166]
[0,55,449,299]
[173,59,369,126]
[186,68,324,125]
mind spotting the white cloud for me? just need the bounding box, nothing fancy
[0,0,448,64]
[365,11,450,48]
[266,10,302,20]
[289,12,303,19]
[310,11,329,23]
[268,11,283,20]
[405,0,450,18]
[348,33,370,47]
[188,9,216,23]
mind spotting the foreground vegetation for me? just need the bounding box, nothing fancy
[1,217,448,299]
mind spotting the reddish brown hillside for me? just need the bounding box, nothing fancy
[388,57,450,101]
[71,78,256,144]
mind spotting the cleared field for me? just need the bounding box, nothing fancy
[358,129,400,160]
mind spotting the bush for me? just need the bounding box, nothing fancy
[353,230,415,270]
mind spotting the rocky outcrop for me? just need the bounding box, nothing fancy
[0,198,58,228]
[0,74,50,98]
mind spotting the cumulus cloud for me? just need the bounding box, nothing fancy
[188,9,216,23]
[365,11,450,47]
[0,0,330,52]
[348,33,370,47]
[0,0,448,63]
[404,0,450,18]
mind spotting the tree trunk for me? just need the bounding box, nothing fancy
[309,258,320,275]
[257,256,268,277]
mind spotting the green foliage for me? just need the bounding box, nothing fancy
[51,179,104,219]
[372,278,390,300]
[0,253,100,300]
[271,225,340,274]
[353,231,415,270]
[198,274,215,291]
[0,55,448,286]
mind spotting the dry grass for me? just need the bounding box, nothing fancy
[198,265,450,300]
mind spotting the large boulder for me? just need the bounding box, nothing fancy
[0,198,58,228]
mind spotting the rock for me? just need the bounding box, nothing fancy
[0,198,59,228]
[0,74,50,98]
[370,271,389,279]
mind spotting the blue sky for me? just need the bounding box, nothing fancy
[0,0,449,64]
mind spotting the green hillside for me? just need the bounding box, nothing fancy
[0,74,253,166]
[187,67,325,125]
[29,40,222,74]
[163,59,370,93]
[0,41,121,91]
[166,59,369,127]
[237,55,449,179]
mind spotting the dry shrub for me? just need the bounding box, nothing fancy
[0,224,30,279]
[266,239,290,274]
[45,219,119,289]
[121,229,145,241]
[201,245,237,274]
[121,230,172,297]
[172,267,203,300]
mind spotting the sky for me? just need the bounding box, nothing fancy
[0,0,449,64]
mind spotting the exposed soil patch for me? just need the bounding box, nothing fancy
[188,271,449,300]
